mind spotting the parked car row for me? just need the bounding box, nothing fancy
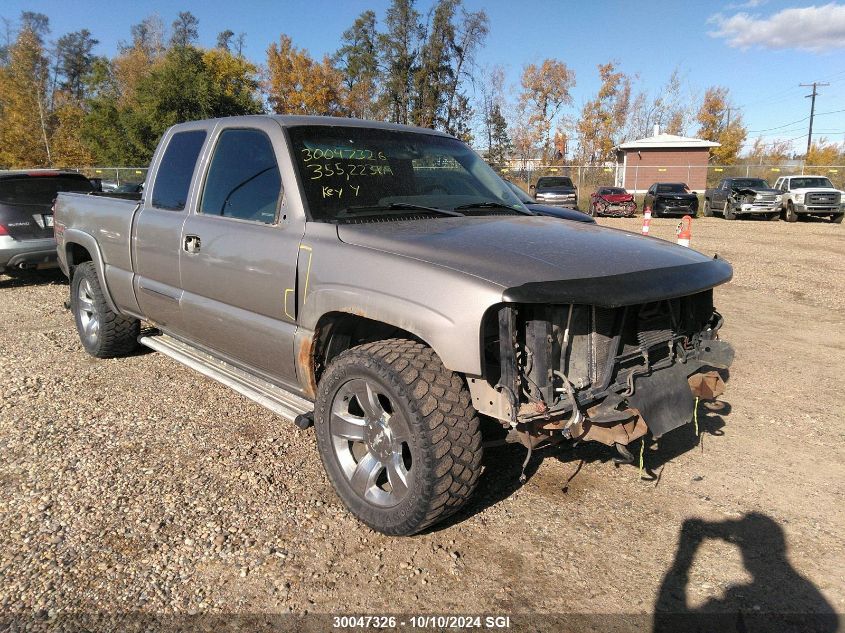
[704,176,843,223]
[519,174,844,223]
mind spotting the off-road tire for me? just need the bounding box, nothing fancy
[831,213,843,224]
[784,201,798,223]
[703,198,713,217]
[314,338,483,536]
[723,200,737,220]
[71,262,139,358]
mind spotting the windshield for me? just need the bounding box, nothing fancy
[790,177,835,189]
[732,178,769,189]
[287,125,525,221]
[598,187,627,195]
[536,177,573,188]
[0,175,93,204]
[656,183,689,193]
[505,180,534,204]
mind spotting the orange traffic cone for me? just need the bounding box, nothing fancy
[677,215,692,247]
[641,206,652,235]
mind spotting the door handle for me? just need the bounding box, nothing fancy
[184,235,201,253]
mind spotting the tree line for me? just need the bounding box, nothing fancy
[0,3,841,170]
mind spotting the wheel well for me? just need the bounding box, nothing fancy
[66,242,92,274]
[311,312,419,387]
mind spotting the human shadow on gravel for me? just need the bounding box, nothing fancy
[0,269,67,288]
[428,399,732,533]
[653,513,838,633]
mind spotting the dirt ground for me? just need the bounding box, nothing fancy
[1,216,843,631]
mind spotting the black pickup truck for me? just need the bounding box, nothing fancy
[704,178,782,221]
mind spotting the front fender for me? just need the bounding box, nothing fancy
[295,229,505,377]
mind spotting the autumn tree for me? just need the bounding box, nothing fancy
[623,68,693,141]
[51,93,94,166]
[0,20,52,167]
[113,15,165,107]
[806,138,844,165]
[518,59,575,160]
[696,86,747,164]
[266,34,345,115]
[575,61,631,164]
[335,11,380,118]
[746,137,792,163]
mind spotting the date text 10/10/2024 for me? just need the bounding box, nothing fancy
[332,615,512,629]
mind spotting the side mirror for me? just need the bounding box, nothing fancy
[691,191,697,195]
[529,184,536,192]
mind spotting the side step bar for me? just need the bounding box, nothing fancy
[139,332,313,424]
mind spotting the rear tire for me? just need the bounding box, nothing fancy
[314,339,483,536]
[71,262,139,358]
[768,213,780,221]
[784,201,798,223]
[703,199,713,217]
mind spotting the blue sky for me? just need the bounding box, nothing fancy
[4,0,844,152]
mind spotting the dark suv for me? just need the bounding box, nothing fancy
[0,170,94,276]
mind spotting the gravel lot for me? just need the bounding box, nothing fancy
[1,217,843,630]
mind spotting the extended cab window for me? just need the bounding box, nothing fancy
[200,128,282,224]
[151,130,207,211]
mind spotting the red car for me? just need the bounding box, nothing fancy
[589,186,637,217]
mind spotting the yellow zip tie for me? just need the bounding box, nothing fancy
[694,396,700,437]
[638,438,645,479]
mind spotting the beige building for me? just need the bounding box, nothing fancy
[615,128,720,193]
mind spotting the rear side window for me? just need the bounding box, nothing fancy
[151,130,207,211]
[0,175,93,204]
[200,128,282,224]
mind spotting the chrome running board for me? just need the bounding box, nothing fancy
[139,332,313,423]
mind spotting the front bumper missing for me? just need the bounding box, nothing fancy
[506,338,734,449]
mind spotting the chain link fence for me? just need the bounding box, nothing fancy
[63,167,149,187]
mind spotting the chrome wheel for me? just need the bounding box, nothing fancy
[330,378,412,508]
[77,278,100,342]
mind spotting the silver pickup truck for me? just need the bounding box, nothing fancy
[54,115,734,535]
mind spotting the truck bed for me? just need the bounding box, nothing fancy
[55,192,139,269]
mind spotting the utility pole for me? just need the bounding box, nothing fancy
[800,82,829,156]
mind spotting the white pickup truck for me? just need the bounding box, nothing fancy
[773,175,844,223]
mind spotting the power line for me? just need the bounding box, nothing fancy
[800,81,830,155]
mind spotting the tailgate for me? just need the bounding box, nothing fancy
[0,201,54,240]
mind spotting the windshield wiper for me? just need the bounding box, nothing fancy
[452,201,532,215]
[337,203,464,218]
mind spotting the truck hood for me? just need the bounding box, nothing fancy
[790,187,841,194]
[337,216,732,307]
[734,187,781,196]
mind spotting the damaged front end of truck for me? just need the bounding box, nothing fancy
[471,258,734,465]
